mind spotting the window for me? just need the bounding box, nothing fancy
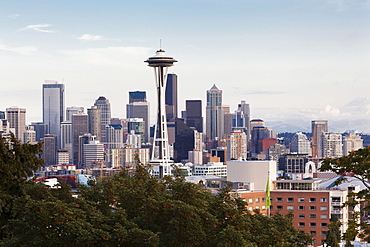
[309,198,316,203]
[321,231,328,236]
[299,222,305,227]
[298,198,305,202]
[310,214,316,219]
[310,206,316,211]
[298,206,305,211]
[262,205,266,210]
[277,205,283,210]
[298,214,305,219]
[262,197,266,202]
[310,223,316,227]
[248,207,253,211]
[321,198,327,203]
[287,197,294,202]
[310,231,316,236]
[287,206,294,211]
[320,206,328,211]
[321,223,328,227]
[256,198,260,203]
[248,198,253,203]
[320,214,328,220]
[276,197,283,202]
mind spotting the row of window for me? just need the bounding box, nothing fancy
[275,197,328,203]
[247,198,265,204]
[275,205,328,211]
[298,222,328,228]
[297,213,328,219]
[310,231,327,236]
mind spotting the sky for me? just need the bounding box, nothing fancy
[0,0,370,132]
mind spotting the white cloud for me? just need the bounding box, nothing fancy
[321,104,341,117]
[0,42,37,56]
[77,34,105,41]
[18,24,55,33]
[60,46,152,67]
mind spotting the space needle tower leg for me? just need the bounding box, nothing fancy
[145,49,177,178]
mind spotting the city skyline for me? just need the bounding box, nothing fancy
[1,1,370,132]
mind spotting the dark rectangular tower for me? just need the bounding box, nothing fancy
[165,73,178,121]
[186,100,203,133]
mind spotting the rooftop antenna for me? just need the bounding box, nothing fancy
[160,39,162,49]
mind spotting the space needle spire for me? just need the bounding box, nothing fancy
[145,48,177,178]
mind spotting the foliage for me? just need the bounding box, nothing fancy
[0,137,313,246]
[326,214,341,247]
[320,146,370,243]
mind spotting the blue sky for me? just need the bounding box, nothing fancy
[0,0,370,132]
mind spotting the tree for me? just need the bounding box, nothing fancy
[320,146,370,243]
[326,214,341,247]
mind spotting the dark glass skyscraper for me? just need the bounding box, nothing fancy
[165,73,178,121]
[185,100,203,133]
[42,80,65,147]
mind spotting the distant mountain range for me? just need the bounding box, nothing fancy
[256,97,370,133]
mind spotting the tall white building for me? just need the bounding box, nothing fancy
[6,106,26,142]
[343,133,363,155]
[321,132,343,158]
[126,130,142,148]
[60,121,73,163]
[226,130,247,161]
[23,126,36,144]
[105,124,124,149]
[43,81,65,147]
[290,132,311,155]
[83,139,104,169]
[94,96,111,143]
[206,84,224,141]
[193,162,227,178]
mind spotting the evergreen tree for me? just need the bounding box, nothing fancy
[326,214,341,247]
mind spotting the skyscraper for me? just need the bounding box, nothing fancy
[66,106,84,121]
[42,80,65,146]
[42,134,57,166]
[72,113,88,166]
[30,122,48,142]
[126,91,150,143]
[206,84,224,141]
[6,106,26,142]
[87,106,101,141]
[311,120,328,158]
[185,100,203,132]
[94,96,111,143]
[343,133,363,155]
[165,73,178,121]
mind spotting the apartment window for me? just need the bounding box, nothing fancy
[287,197,294,202]
[309,198,316,203]
[256,198,260,203]
[298,222,305,227]
[262,206,266,210]
[298,214,305,219]
[276,197,283,202]
[287,206,294,211]
[298,206,304,211]
[321,198,327,203]
[321,231,328,236]
[248,207,253,211]
[310,206,316,211]
[310,214,316,219]
[310,231,316,236]
[248,198,253,203]
[310,223,316,227]
[277,205,283,210]
[321,223,328,227]
[320,206,328,211]
[320,214,328,220]
[298,198,305,202]
[262,197,266,202]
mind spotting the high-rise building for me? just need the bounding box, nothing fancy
[6,106,26,142]
[72,113,88,166]
[165,73,178,121]
[94,96,111,143]
[42,81,65,146]
[60,121,72,163]
[226,130,247,161]
[42,134,57,166]
[343,133,363,155]
[83,139,104,169]
[237,100,251,139]
[30,122,48,142]
[311,120,328,158]
[185,100,203,132]
[129,91,147,103]
[87,106,101,141]
[174,118,195,162]
[290,132,311,155]
[321,132,343,158]
[206,84,224,141]
[223,105,232,137]
[105,124,124,149]
[126,92,150,143]
[23,126,36,144]
[66,106,84,121]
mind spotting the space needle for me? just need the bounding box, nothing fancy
[145,48,177,178]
